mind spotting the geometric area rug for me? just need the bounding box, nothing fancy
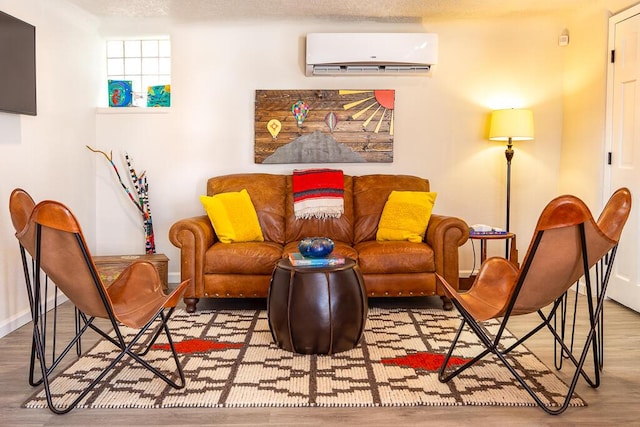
[24,307,585,409]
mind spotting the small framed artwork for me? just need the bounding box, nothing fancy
[108,80,132,107]
[147,84,170,107]
[255,89,395,164]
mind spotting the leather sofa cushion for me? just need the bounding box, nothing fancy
[208,174,287,245]
[355,240,435,274]
[205,241,283,275]
[353,175,430,244]
[284,175,354,244]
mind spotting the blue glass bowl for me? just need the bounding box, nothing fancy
[298,237,334,258]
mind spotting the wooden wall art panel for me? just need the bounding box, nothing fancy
[254,89,395,164]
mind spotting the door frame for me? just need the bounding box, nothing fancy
[603,4,640,310]
[604,4,640,199]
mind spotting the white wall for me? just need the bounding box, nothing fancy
[94,16,567,283]
[0,0,101,336]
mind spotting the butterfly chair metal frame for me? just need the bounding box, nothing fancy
[438,189,631,415]
[9,189,78,390]
[19,245,80,387]
[17,199,189,414]
[553,257,608,373]
[553,191,627,373]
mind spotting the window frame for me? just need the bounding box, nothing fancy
[106,37,171,108]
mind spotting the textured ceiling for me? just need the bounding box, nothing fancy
[66,0,586,22]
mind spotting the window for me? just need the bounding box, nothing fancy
[106,38,171,107]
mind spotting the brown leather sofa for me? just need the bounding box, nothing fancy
[169,173,469,312]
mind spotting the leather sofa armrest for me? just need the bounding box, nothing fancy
[168,215,215,299]
[425,214,469,293]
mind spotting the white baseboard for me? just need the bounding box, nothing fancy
[168,272,181,285]
[459,269,474,278]
[0,308,32,339]
[0,294,68,339]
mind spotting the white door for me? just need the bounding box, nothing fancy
[605,6,640,312]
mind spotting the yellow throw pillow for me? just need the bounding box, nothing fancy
[376,191,437,243]
[200,189,264,243]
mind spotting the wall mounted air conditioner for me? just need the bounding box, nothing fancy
[305,33,438,76]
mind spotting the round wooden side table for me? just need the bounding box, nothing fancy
[267,258,368,355]
[469,232,519,266]
[460,233,519,290]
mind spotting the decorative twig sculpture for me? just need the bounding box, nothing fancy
[87,145,156,254]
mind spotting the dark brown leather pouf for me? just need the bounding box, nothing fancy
[267,258,368,355]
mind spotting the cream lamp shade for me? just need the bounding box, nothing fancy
[488,109,535,141]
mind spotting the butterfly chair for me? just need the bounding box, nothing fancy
[15,199,190,414]
[437,188,631,415]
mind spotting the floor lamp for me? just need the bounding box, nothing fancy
[488,108,534,257]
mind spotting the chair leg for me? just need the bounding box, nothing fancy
[120,308,186,389]
[545,301,600,388]
[439,285,606,415]
[594,257,606,370]
[438,312,494,382]
[138,309,175,357]
[22,258,75,388]
[32,307,184,414]
[546,248,618,390]
[29,305,95,414]
[553,290,578,370]
[553,257,609,373]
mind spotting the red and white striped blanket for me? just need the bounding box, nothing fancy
[292,168,344,219]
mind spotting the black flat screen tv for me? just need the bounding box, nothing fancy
[0,10,36,115]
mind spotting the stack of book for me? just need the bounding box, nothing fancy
[469,229,507,236]
[469,224,507,236]
[288,252,346,267]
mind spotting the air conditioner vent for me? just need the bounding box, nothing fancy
[346,66,382,73]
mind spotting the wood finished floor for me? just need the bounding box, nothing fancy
[2,293,639,426]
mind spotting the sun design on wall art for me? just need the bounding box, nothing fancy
[340,89,395,135]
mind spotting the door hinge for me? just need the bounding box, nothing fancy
[608,151,613,165]
[611,49,616,63]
